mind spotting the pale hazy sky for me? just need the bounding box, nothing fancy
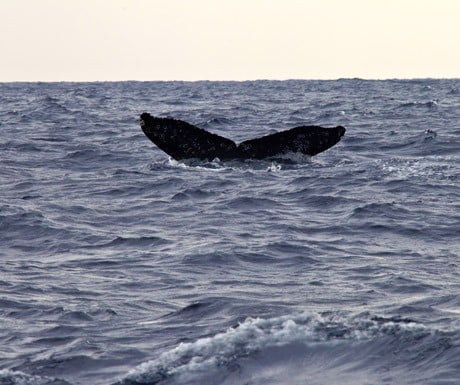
[1,0,459,81]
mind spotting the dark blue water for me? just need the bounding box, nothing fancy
[1,80,459,385]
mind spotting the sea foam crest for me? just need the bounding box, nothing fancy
[0,369,68,385]
[120,312,424,384]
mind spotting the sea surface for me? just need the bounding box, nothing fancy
[0,79,459,385]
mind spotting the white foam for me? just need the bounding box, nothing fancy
[165,153,312,172]
[378,156,455,180]
[0,369,59,385]
[266,162,282,172]
[122,312,425,384]
[166,157,228,172]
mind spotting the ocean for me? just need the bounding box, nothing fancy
[0,79,459,385]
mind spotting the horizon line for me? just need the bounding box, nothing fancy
[1,76,459,84]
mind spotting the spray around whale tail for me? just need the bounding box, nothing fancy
[140,112,345,161]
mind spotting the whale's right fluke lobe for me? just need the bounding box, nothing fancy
[237,125,346,158]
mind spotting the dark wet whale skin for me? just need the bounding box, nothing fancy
[140,112,346,161]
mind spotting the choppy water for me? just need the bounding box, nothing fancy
[0,79,459,385]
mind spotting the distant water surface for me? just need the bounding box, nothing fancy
[0,79,459,385]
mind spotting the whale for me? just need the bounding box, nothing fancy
[139,112,345,161]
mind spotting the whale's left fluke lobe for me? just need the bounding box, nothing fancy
[140,113,237,161]
[140,113,345,161]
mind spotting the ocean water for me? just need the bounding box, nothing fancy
[0,79,459,385]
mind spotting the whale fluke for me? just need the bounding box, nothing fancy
[140,113,345,161]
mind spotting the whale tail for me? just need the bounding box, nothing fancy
[140,113,345,161]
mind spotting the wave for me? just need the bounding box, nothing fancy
[116,311,458,385]
[397,100,439,109]
[223,196,280,210]
[103,236,169,248]
[0,369,71,385]
[377,155,457,181]
[199,116,234,128]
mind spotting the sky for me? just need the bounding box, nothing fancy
[1,0,459,81]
